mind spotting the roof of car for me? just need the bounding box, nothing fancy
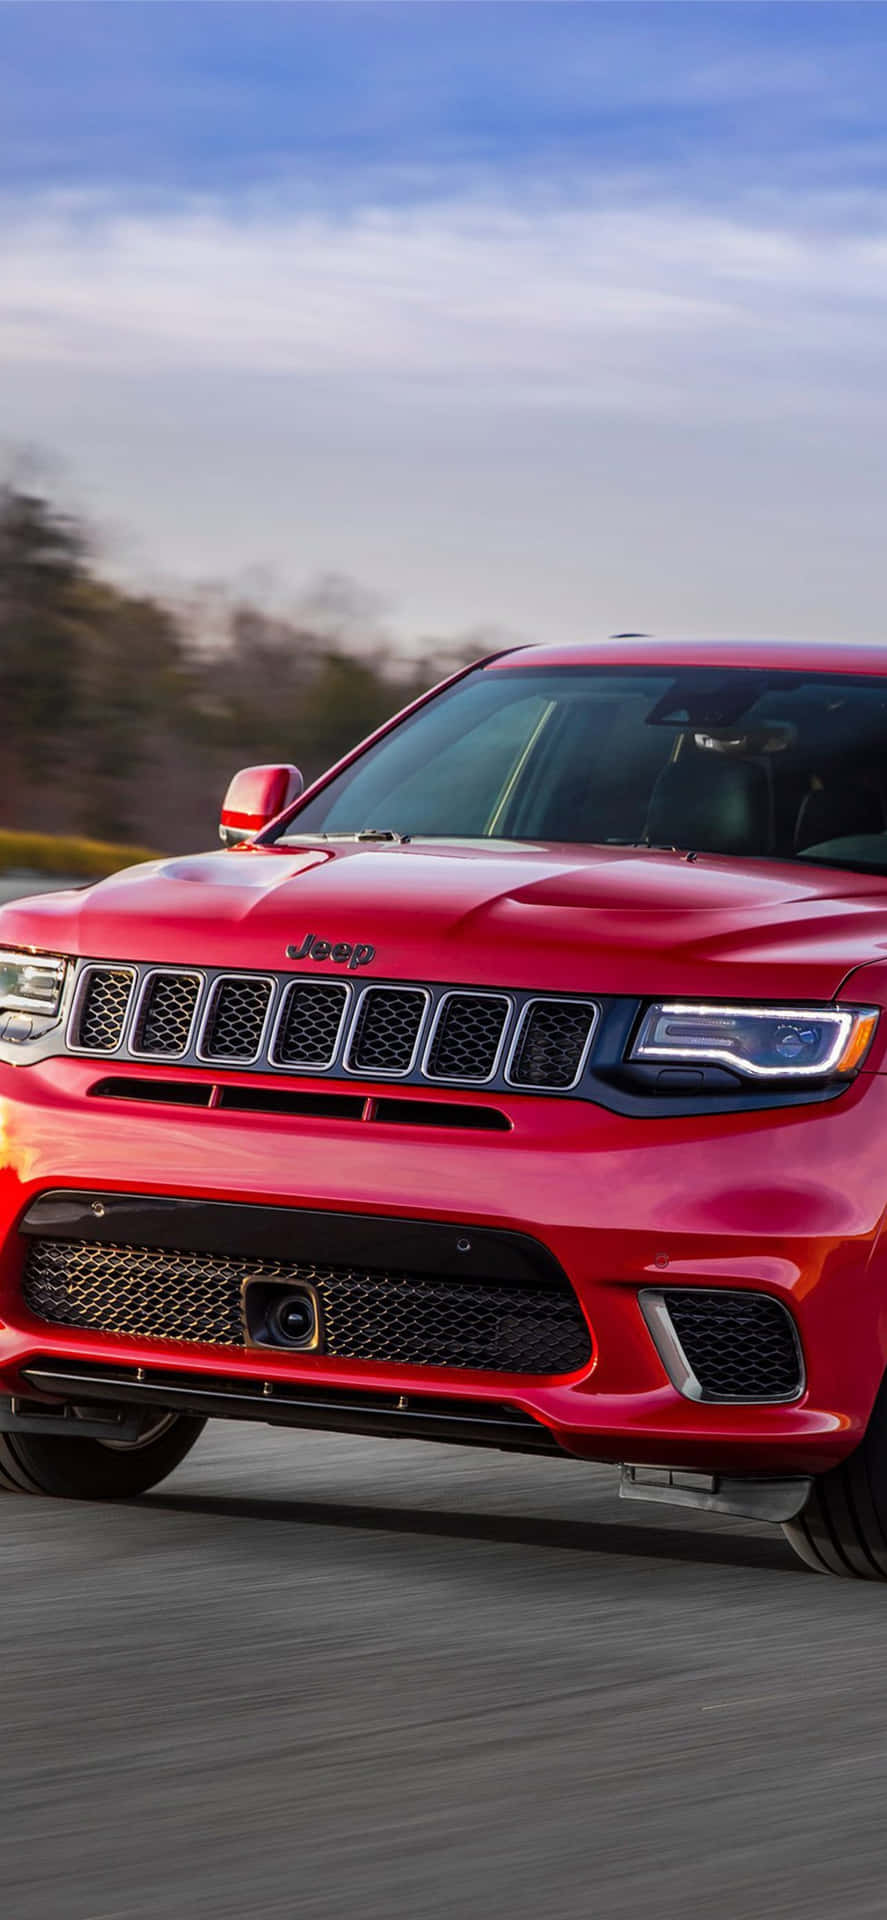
[489,637,887,676]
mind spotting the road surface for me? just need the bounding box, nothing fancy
[1,1422,885,1920]
[0,874,79,905]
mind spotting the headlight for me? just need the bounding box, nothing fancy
[0,950,68,1019]
[630,1002,879,1081]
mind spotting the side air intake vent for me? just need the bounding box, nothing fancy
[641,1288,804,1404]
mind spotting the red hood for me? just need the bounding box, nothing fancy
[4,841,887,1000]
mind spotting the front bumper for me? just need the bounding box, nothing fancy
[1,1055,887,1477]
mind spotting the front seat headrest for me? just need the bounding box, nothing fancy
[794,775,886,851]
[645,748,771,856]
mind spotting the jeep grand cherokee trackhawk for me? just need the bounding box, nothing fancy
[8,637,887,1579]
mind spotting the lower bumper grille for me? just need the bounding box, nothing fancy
[642,1287,804,1403]
[22,1236,591,1377]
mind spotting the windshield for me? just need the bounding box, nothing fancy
[271,664,887,875]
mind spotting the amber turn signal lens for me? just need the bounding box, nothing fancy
[835,1012,879,1075]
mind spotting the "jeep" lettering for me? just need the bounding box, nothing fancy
[285,933,376,970]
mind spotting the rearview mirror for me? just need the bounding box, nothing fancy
[219,764,304,848]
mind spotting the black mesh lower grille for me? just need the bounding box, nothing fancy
[662,1289,803,1401]
[22,1237,592,1375]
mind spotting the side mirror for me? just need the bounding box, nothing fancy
[219,764,304,848]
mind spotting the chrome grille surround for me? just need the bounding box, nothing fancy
[423,991,513,1084]
[64,961,601,1095]
[270,979,352,1069]
[344,986,432,1078]
[506,998,600,1091]
[197,974,276,1064]
[68,966,137,1055]
[130,969,204,1058]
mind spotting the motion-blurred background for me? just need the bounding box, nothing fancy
[2,1,887,859]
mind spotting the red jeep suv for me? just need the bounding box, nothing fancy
[3,636,887,1579]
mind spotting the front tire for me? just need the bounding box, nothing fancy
[0,1412,205,1500]
[783,1377,887,1578]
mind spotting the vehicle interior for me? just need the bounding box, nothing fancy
[277,666,887,874]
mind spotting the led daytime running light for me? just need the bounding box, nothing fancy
[631,1002,878,1081]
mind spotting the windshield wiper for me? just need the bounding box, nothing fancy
[284,828,409,844]
[602,839,682,853]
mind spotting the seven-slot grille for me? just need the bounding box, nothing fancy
[65,965,600,1092]
[22,1237,593,1376]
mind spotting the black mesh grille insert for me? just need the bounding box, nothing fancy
[662,1289,803,1402]
[509,1000,596,1088]
[273,981,350,1067]
[200,977,272,1060]
[426,994,510,1081]
[74,969,134,1052]
[22,1237,592,1375]
[347,987,428,1075]
[134,973,201,1056]
[67,958,606,1095]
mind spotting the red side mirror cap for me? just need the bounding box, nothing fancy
[219,764,304,847]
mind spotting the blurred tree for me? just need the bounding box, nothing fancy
[69,582,191,840]
[0,485,479,853]
[0,488,86,770]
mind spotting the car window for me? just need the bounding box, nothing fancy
[274,664,887,874]
[309,687,556,840]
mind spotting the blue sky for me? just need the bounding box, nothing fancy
[1,3,887,646]
[5,3,887,201]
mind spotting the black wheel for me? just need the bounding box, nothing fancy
[783,1375,887,1578]
[0,1411,205,1500]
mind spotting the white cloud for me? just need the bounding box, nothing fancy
[1,189,885,410]
[1,185,886,645]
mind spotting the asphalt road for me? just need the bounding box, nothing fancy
[0,875,77,903]
[1,1423,886,1920]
